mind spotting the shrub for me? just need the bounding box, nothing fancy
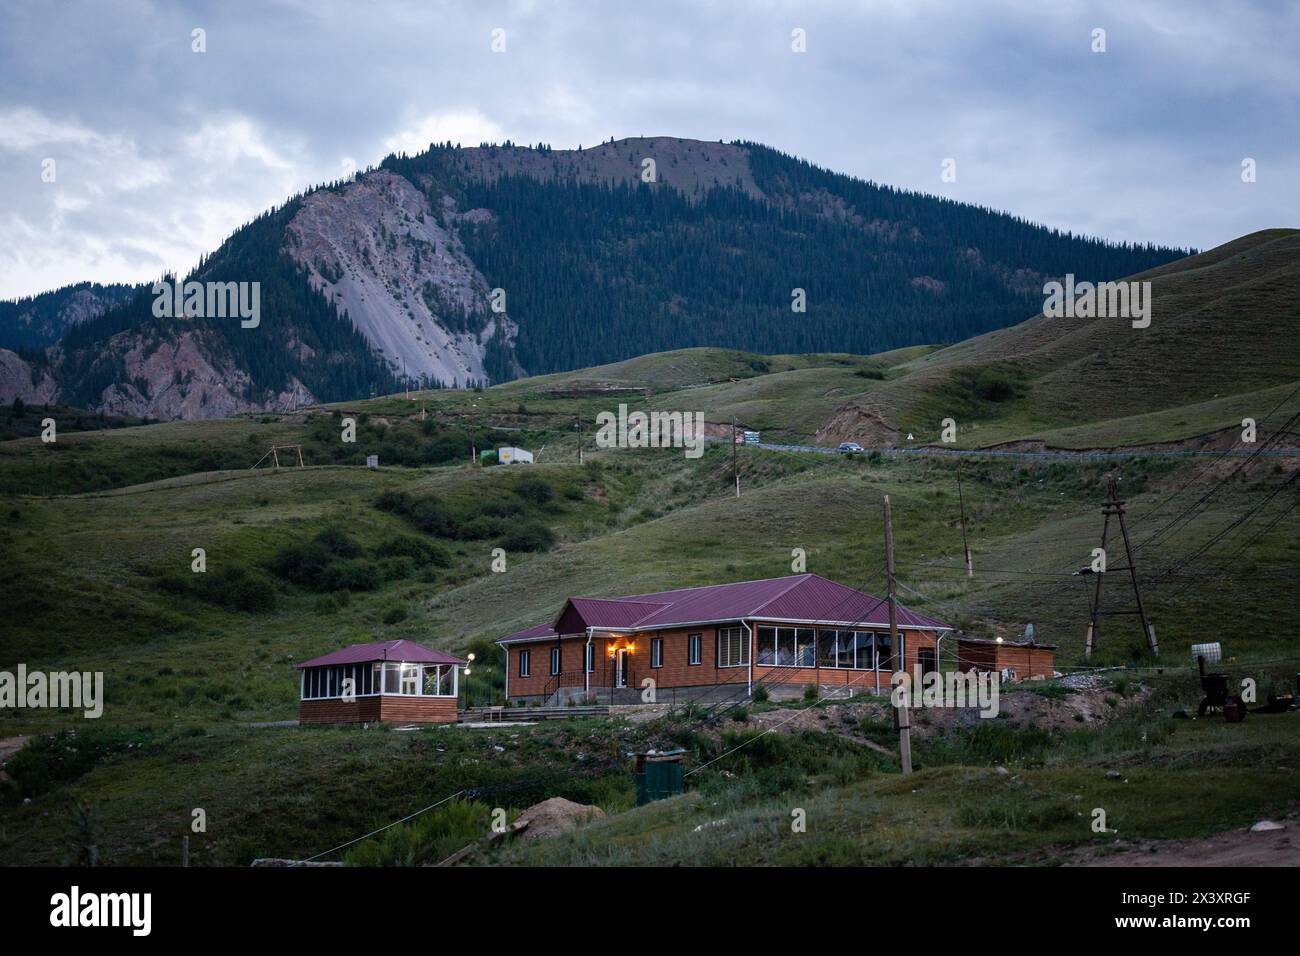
[498,521,555,552]
[751,686,770,704]
[382,606,409,625]
[374,490,412,514]
[315,526,362,558]
[203,565,277,612]
[374,534,453,567]
[515,477,554,505]
[407,497,458,537]
[268,540,334,587]
[458,515,506,540]
[317,559,381,592]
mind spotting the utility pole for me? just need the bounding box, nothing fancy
[957,461,973,577]
[732,416,739,498]
[576,419,584,465]
[1085,475,1158,658]
[883,494,912,774]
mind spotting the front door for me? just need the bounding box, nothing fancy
[615,649,629,688]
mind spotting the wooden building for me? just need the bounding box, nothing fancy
[496,574,951,705]
[957,636,1057,681]
[295,639,465,724]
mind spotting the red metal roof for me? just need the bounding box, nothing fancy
[497,622,558,643]
[497,574,949,644]
[295,639,465,669]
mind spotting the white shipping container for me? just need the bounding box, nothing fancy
[498,447,534,465]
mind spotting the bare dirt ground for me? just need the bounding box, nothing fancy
[1067,814,1299,867]
[740,685,1149,746]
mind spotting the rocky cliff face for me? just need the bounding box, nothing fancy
[0,349,59,404]
[92,330,314,420]
[286,170,518,386]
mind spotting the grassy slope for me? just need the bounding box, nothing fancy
[1,231,1297,865]
[837,229,1300,447]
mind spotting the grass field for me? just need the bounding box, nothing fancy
[1,235,1297,865]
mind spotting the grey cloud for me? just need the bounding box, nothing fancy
[1,0,1295,297]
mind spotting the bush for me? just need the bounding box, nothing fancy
[268,540,334,587]
[515,477,554,505]
[751,686,770,704]
[458,515,507,540]
[314,526,362,557]
[374,534,453,567]
[317,559,382,592]
[498,521,555,552]
[407,497,458,537]
[374,490,412,514]
[203,565,277,612]
[382,605,409,625]
[973,369,1021,403]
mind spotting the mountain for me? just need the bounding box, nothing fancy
[813,228,1300,448]
[0,281,138,351]
[0,137,1194,419]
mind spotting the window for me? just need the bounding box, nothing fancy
[688,633,702,665]
[651,637,663,668]
[519,650,531,678]
[836,630,855,668]
[550,647,562,676]
[816,631,837,667]
[718,627,748,667]
[585,643,594,673]
[795,629,815,666]
[756,627,776,665]
[875,633,894,671]
[422,665,441,695]
[400,663,420,695]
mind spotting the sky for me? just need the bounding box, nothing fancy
[1,0,1296,299]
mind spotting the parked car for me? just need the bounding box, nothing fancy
[837,442,864,454]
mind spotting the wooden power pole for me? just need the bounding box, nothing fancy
[732,416,739,498]
[1085,475,1158,658]
[956,462,973,577]
[883,494,912,774]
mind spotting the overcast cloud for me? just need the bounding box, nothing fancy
[1,0,1295,299]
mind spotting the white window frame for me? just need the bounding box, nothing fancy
[688,633,702,666]
[650,637,663,669]
[550,646,562,676]
[519,649,531,678]
[717,626,749,668]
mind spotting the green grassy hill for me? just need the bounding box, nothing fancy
[823,229,1300,448]
[1,229,1296,866]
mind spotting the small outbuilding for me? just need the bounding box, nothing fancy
[295,639,465,724]
[498,447,534,465]
[957,636,1057,681]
